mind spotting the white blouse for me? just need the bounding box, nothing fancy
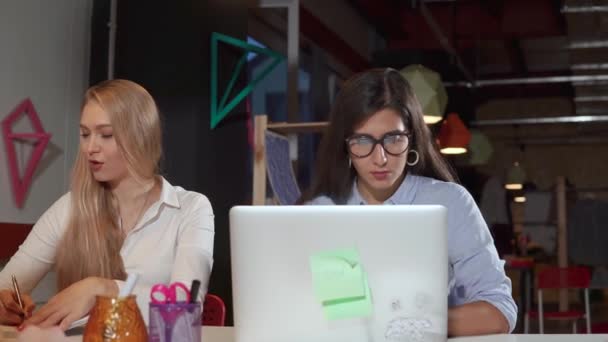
[0,177,215,319]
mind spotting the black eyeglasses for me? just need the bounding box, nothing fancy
[345,131,410,158]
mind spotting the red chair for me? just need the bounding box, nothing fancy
[201,294,226,326]
[506,257,534,332]
[524,266,591,334]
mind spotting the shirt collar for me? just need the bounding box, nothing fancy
[348,173,420,205]
[159,176,180,209]
[125,176,180,235]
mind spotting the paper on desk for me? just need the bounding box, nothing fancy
[67,315,88,330]
[1,325,74,342]
[0,325,18,341]
[310,248,372,320]
[0,317,86,341]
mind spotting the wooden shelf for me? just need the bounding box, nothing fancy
[267,121,328,134]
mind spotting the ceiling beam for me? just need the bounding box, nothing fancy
[471,82,573,102]
[472,115,608,126]
[561,5,608,13]
[446,74,608,87]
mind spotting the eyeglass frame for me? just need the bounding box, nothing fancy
[345,131,411,158]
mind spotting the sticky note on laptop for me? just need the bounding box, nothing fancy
[310,248,372,320]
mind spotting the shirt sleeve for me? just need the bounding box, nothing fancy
[170,193,214,301]
[446,184,518,333]
[114,193,215,321]
[0,194,70,293]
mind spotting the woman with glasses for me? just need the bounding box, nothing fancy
[300,68,516,336]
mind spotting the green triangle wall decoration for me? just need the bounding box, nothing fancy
[210,32,284,129]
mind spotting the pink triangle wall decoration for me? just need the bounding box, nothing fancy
[2,98,52,208]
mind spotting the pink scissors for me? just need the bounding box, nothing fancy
[150,282,191,304]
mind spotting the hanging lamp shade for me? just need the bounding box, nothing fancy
[399,64,447,124]
[468,129,493,165]
[438,113,471,154]
[514,196,527,203]
[505,161,526,190]
[512,189,526,203]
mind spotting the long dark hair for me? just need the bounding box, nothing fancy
[300,68,456,204]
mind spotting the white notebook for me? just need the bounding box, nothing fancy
[67,316,88,330]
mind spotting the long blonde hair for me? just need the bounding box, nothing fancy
[55,79,162,290]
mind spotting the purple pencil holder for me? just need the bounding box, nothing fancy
[149,301,201,342]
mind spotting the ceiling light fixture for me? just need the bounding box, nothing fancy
[438,113,471,154]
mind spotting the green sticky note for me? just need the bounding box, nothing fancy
[309,248,372,320]
[323,271,372,320]
[310,249,365,301]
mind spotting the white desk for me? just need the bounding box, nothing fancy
[449,334,608,342]
[2,326,608,342]
[189,328,608,342]
[199,327,608,342]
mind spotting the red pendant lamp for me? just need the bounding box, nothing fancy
[437,113,471,154]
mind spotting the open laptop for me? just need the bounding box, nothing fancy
[230,205,448,342]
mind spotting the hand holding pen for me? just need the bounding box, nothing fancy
[12,275,24,313]
[0,275,35,325]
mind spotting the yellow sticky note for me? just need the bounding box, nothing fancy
[310,248,372,320]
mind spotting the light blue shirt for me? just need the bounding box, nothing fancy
[309,173,518,332]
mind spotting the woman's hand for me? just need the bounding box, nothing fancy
[23,277,117,330]
[0,289,35,325]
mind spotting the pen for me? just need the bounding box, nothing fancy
[11,275,25,315]
[189,279,201,303]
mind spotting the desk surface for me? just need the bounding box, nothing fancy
[450,334,608,342]
[2,326,608,342]
[205,328,608,342]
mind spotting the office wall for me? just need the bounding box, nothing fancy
[0,0,92,223]
[0,0,93,303]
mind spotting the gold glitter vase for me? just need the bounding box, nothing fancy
[83,295,147,342]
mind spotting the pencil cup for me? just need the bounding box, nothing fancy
[83,295,147,341]
[148,302,201,342]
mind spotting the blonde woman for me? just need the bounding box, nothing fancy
[0,79,214,330]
